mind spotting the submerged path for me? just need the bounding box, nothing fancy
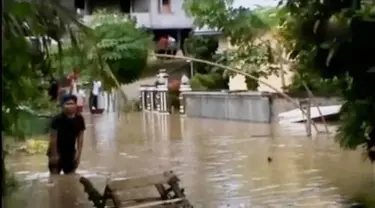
[5,112,374,208]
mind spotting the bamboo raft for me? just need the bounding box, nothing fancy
[80,171,193,208]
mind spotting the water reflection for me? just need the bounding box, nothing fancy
[6,112,374,208]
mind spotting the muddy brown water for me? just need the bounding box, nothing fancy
[4,112,375,208]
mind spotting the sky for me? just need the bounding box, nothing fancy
[232,0,278,9]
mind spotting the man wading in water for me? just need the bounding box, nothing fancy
[47,95,86,174]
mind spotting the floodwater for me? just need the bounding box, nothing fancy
[5,112,375,208]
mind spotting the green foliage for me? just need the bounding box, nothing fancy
[348,188,375,207]
[184,34,229,90]
[5,138,49,155]
[184,35,219,74]
[285,64,344,96]
[2,1,152,195]
[184,0,269,46]
[184,0,277,90]
[190,72,229,90]
[2,0,91,195]
[252,7,281,27]
[185,35,219,59]
[281,0,375,160]
[90,10,152,85]
[2,1,77,137]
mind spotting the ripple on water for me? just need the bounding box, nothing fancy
[6,114,374,208]
[119,152,139,158]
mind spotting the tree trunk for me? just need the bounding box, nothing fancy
[2,0,6,197]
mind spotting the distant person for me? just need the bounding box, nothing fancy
[167,35,177,56]
[76,85,86,112]
[159,35,168,49]
[67,69,79,94]
[167,35,176,48]
[91,80,102,110]
[157,35,169,57]
[47,94,86,175]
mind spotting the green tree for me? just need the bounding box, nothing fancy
[280,0,375,161]
[184,35,219,74]
[184,0,275,90]
[50,10,152,88]
[2,0,82,195]
[2,1,152,195]
[90,10,152,87]
[184,35,229,90]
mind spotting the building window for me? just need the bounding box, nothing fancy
[131,0,149,13]
[159,0,172,14]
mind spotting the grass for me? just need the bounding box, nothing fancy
[4,135,49,155]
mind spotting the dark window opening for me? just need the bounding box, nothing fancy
[131,0,149,12]
[162,0,170,5]
[75,0,85,10]
[120,0,131,13]
[159,0,171,13]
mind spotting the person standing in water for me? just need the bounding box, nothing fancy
[91,80,102,110]
[47,94,86,174]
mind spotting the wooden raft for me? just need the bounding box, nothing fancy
[80,171,193,208]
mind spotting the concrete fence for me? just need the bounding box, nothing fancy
[138,69,342,124]
[138,69,273,123]
[182,91,273,123]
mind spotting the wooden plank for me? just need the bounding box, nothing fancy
[154,184,168,200]
[120,198,185,208]
[103,186,122,208]
[122,197,163,203]
[106,197,173,207]
[108,171,179,191]
[79,177,104,208]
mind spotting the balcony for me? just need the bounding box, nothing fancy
[131,13,151,28]
[148,13,193,29]
[82,13,193,29]
[131,13,193,29]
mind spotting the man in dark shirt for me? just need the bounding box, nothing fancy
[47,94,86,174]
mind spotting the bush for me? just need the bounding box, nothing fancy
[123,99,142,112]
[190,72,229,90]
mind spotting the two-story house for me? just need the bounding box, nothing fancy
[73,0,195,55]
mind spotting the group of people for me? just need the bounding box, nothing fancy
[156,35,177,56]
[48,71,103,111]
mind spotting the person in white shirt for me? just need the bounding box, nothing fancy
[91,80,102,110]
[167,35,177,56]
[167,35,176,48]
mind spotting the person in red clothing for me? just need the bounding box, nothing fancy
[67,69,78,82]
[159,35,168,49]
[157,35,169,57]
